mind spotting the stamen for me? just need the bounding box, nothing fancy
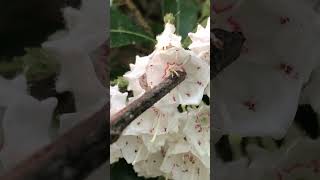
[151,113,162,142]
[132,146,143,165]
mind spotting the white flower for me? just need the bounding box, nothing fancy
[110,85,128,117]
[110,18,211,180]
[213,60,302,138]
[146,47,209,105]
[188,18,210,63]
[248,138,320,180]
[60,0,107,52]
[42,0,107,113]
[0,75,58,170]
[123,102,180,152]
[123,55,151,97]
[110,143,122,164]
[58,101,105,134]
[165,137,210,169]
[0,96,57,170]
[155,23,182,50]
[133,150,166,178]
[160,145,209,180]
[112,135,149,165]
[42,43,107,112]
[183,105,210,157]
[214,0,320,83]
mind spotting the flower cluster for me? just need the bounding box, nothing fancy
[213,0,320,179]
[110,18,210,180]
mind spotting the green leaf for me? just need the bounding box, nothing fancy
[0,48,60,81]
[182,16,210,48]
[22,48,60,81]
[0,58,23,78]
[162,0,199,40]
[111,76,128,92]
[110,7,156,48]
[200,0,210,22]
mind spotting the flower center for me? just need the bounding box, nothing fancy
[162,62,184,79]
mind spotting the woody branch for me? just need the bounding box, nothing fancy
[0,29,244,180]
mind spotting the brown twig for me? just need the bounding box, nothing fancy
[124,0,153,34]
[111,71,186,144]
[0,29,244,180]
[0,103,108,180]
[111,29,245,143]
[211,28,246,79]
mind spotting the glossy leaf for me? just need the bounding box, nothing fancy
[110,7,156,48]
[162,0,199,39]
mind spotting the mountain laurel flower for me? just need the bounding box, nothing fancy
[110,85,128,117]
[123,55,151,97]
[155,23,182,50]
[111,17,210,180]
[160,142,210,180]
[0,75,57,170]
[183,104,210,157]
[123,103,180,141]
[188,18,210,63]
[212,0,320,179]
[146,47,209,105]
[246,138,320,180]
[213,0,320,138]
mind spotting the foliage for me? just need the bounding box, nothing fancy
[110,7,156,48]
[110,0,209,81]
[0,48,59,81]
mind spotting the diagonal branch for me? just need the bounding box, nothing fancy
[111,71,186,144]
[0,29,245,180]
[111,29,246,144]
[0,103,108,180]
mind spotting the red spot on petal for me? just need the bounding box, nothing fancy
[227,16,242,32]
[213,3,234,14]
[280,63,293,74]
[195,124,202,132]
[243,100,256,111]
[241,46,249,54]
[150,128,154,133]
[198,140,201,146]
[279,63,299,79]
[280,16,290,24]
